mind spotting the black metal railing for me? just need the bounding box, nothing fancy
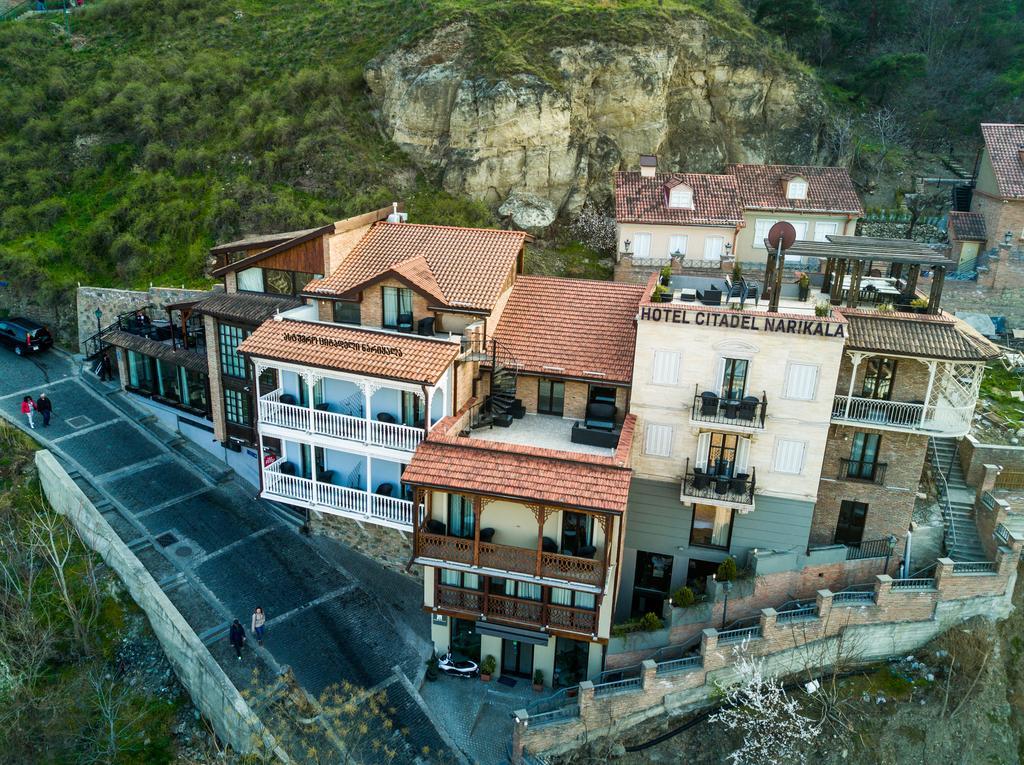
[838,458,887,484]
[691,386,767,428]
[844,537,895,561]
[680,458,756,505]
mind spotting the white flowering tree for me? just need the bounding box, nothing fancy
[710,653,820,765]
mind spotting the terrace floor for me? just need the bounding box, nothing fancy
[470,413,617,457]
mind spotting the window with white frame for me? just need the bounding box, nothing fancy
[644,423,674,457]
[668,185,694,209]
[632,233,652,258]
[786,178,808,199]
[651,350,680,385]
[813,221,839,242]
[753,218,776,247]
[704,236,724,260]
[668,234,688,256]
[773,438,806,474]
[783,362,819,400]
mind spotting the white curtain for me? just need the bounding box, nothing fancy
[237,267,264,292]
[710,507,732,547]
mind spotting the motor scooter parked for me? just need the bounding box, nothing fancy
[437,651,479,678]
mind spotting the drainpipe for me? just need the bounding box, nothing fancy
[903,529,912,578]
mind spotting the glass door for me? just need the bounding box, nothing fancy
[501,640,534,678]
[630,551,673,618]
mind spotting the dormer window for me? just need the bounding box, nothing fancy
[786,177,808,200]
[668,184,694,209]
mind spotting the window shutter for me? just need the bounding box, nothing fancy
[695,432,711,470]
[773,439,805,474]
[714,358,727,396]
[644,424,673,457]
[735,437,751,473]
[652,350,680,385]
[784,363,819,400]
[814,222,838,242]
[754,219,776,246]
[703,237,723,260]
[791,221,808,240]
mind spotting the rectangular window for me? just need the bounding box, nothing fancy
[814,221,839,242]
[651,350,680,385]
[754,218,776,246]
[333,301,361,325]
[783,362,819,400]
[773,438,805,474]
[236,267,265,292]
[668,186,693,208]
[181,368,208,411]
[835,500,868,546]
[537,378,565,416]
[223,388,251,426]
[707,433,740,477]
[401,390,424,427]
[644,424,673,457]
[382,286,413,330]
[447,494,475,539]
[848,432,881,480]
[689,504,734,549]
[561,511,592,555]
[703,236,724,260]
[588,385,616,406]
[440,569,480,590]
[550,587,596,610]
[155,359,181,402]
[787,179,808,199]
[127,351,155,392]
[861,358,896,400]
[218,324,249,379]
[720,358,748,401]
[668,234,688,256]
[293,272,318,293]
[632,233,652,259]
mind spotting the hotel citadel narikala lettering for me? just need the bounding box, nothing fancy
[638,306,846,338]
[282,332,405,357]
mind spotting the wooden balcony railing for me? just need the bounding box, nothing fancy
[435,584,598,637]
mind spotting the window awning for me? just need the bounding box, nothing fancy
[474,621,552,645]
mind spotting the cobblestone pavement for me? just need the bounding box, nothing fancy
[0,348,468,763]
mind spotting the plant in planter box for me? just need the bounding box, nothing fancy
[877,302,895,313]
[910,297,929,312]
[671,586,697,608]
[732,262,743,282]
[653,283,668,302]
[659,264,672,286]
[533,669,544,692]
[480,654,496,681]
[814,301,831,317]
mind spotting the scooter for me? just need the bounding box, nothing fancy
[437,651,479,678]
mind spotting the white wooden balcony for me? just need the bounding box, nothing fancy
[262,458,416,530]
[831,395,973,437]
[259,389,424,452]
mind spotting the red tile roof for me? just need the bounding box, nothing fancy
[836,310,1000,360]
[493,276,645,384]
[237,318,459,384]
[948,211,987,242]
[980,124,1024,199]
[726,164,864,215]
[402,415,637,514]
[614,171,743,226]
[305,223,526,311]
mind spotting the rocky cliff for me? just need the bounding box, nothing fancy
[365,20,826,226]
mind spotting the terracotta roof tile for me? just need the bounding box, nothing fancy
[238,319,459,384]
[726,164,864,215]
[948,211,987,242]
[103,331,208,375]
[981,123,1024,199]
[614,171,744,226]
[493,276,645,384]
[193,293,303,324]
[837,311,1000,361]
[306,223,526,311]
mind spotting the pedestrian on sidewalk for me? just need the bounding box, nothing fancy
[229,619,246,660]
[20,396,35,430]
[35,393,53,427]
[251,606,266,646]
[99,353,113,381]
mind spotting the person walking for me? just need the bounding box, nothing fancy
[251,606,266,646]
[35,393,53,427]
[20,396,35,430]
[99,353,113,382]
[229,619,246,660]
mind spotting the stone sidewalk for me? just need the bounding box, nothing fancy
[0,349,465,762]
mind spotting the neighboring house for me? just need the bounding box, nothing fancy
[970,123,1024,250]
[947,210,987,272]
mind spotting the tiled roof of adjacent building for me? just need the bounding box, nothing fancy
[305,223,526,312]
[614,171,744,226]
[237,319,459,385]
[838,311,1000,361]
[726,164,864,215]
[402,416,636,514]
[493,276,645,384]
[948,211,987,242]
[102,331,209,375]
[192,293,303,324]
[209,227,324,254]
[980,123,1024,199]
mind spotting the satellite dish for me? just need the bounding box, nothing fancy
[767,221,797,251]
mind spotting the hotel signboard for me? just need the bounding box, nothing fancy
[282,332,405,357]
[638,306,845,338]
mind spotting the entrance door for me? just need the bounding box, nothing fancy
[630,551,674,618]
[835,500,868,546]
[501,640,534,678]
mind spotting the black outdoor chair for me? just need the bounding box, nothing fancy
[700,391,719,417]
[730,473,749,495]
[723,400,740,419]
[314,402,331,411]
[426,519,446,535]
[714,476,730,495]
[692,467,710,490]
[700,288,723,306]
[316,469,335,484]
[375,482,394,496]
[376,412,397,424]
[417,317,435,336]
[737,396,759,421]
[279,461,296,476]
[479,527,496,543]
[398,312,414,332]
[280,393,297,405]
[542,537,559,553]
[584,402,617,431]
[577,545,597,559]
[859,284,878,303]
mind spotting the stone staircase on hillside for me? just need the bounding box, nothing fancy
[930,437,987,561]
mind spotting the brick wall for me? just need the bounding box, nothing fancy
[971,194,1024,253]
[960,434,1024,487]
[514,375,628,421]
[204,315,226,443]
[357,278,432,330]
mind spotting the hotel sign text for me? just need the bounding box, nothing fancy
[283,332,405,357]
[639,307,845,338]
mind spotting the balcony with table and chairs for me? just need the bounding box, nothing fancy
[690,384,767,431]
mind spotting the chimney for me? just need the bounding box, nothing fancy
[387,202,407,223]
[639,154,657,178]
[1018,145,1024,165]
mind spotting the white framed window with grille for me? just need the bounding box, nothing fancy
[782,362,819,401]
[668,234,688,256]
[668,185,694,209]
[814,221,839,242]
[787,178,808,199]
[651,350,681,385]
[773,438,806,474]
[644,423,674,458]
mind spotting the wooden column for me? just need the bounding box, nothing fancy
[905,264,921,296]
[822,257,834,294]
[534,506,547,578]
[830,259,847,303]
[846,259,864,308]
[927,265,946,314]
[889,262,903,280]
[763,252,777,310]
[472,496,482,567]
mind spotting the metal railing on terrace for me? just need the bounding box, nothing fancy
[590,664,642,697]
[951,561,998,574]
[691,386,767,429]
[832,395,973,437]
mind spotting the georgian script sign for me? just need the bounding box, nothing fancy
[638,307,845,338]
[283,332,404,357]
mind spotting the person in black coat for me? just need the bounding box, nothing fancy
[229,619,246,660]
[35,393,53,427]
[99,354,113,381]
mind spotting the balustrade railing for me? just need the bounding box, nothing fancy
[832,395,972,436]
[690,386,768,429]
[891,578,936,590]
[775,604,818,623]
[994,523,1011,545]
[951,561,998,574]
[832,590,876,605]
[655,655,702,675]
[845,537,895,561]
[717,625,762,644]
[680,458,756,506]
[435,585,598,635]
[838,458,888,484]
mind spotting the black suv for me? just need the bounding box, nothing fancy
[0,318,54,355]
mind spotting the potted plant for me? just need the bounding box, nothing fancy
[671,586,696,608]
[533,669,545,692]
[716,556,738,583]
[480,654,496,682]
[910,296,929,313]
[732,262,743,282]
[659,264,672,286]
[797,273,810,301]
[877,302,895,313]
[814,301,831,317]
[653,283,668,302]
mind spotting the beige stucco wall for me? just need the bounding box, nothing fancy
[734,211,854,263]
[617,222,738,263]
[629,313,846,502]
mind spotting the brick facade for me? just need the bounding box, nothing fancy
[356,277,432,330]
[971,191,1024,250]
[514,374,629,420]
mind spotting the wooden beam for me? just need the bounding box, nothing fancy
[927,265,946,314]
[830,259,847,303]
[846,259,864,308]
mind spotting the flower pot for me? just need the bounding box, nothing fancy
[480,673,492,682]
[533,683,543,692]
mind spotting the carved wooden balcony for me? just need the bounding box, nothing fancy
[435,584,598,637]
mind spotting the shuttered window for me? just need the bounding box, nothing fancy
[651,350,680,385]
[773,439,806,474]
[633,233,652,258]
[754,218,776,246]
[644,424,673,457]
[783,362,819,400]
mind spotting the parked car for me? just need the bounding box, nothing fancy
[0,318,54,355]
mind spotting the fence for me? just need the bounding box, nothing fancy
[995,470,1024,490]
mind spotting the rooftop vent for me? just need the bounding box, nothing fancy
[1018,145,1024,165]
[387,202,408,223]
[639,154,657,178]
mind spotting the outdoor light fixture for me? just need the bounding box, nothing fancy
[93,307,103,335]
[624,239,631,252]
[1006,231,1013,246]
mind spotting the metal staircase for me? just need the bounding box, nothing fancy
[471,338,520,429]
[929,436,987,561]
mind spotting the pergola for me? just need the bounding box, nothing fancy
[763,235,957,314]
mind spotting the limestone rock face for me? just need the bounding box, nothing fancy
[365,22,825,215]
[497,192,558,233]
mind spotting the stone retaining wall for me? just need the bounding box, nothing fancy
[35,450,280,758]
[961,434,1024,487]
[75,285,217,352]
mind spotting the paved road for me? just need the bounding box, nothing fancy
[0,349,464,763]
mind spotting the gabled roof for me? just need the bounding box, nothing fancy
[305,223,527,312]
[493,276,645,384]
[237,319,459,385]
[726,164,864,215]
[614,171,743,226]
[341,255,448,306]
[192,293,303,324]
[948,211,987,242]
[837,311,1000,361]
[980,123,1024,199]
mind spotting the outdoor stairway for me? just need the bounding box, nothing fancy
[472,338,521,429]
[930,437,987,561]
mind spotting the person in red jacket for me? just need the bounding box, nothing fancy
[20,396,35,430]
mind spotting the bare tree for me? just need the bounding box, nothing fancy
[77,667,152,764]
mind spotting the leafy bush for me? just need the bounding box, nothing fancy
[480,655,497,675]
[716,556,738,583]
[671,586,697,608]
